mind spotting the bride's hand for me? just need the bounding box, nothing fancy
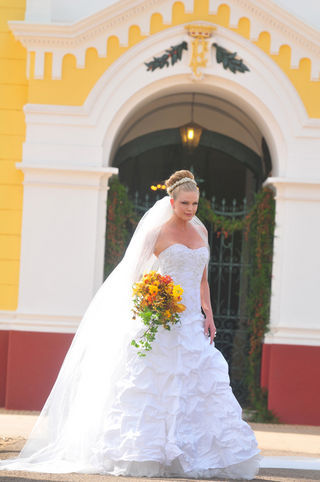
[204,318,216,344]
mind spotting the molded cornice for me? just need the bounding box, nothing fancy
[8,0,320,80]
[9,0,178,47]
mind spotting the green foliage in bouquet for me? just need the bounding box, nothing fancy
[131,271,186,357]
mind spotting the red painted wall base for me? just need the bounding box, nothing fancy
[0,331,9,406]
[1,330,73,411]
[2,332,320,424]
[261,342,320,425]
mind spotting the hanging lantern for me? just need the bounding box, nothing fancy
[179,93,203,152]
[179,122,203,151]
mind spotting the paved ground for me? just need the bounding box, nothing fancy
[0,410,320,481]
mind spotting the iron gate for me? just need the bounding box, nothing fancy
[206,197,252,406]
[131,192,252,406]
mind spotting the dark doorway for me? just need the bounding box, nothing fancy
[113,127,265,204]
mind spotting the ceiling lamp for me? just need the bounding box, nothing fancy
[179,93,203,152]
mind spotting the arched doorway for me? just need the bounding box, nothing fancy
[114,128,267,200]
[107,91,273,406]
[111,92,271,200]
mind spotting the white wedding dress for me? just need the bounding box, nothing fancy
[89,243,262,479]
[0,239,262,479]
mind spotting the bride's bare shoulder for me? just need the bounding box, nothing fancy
[153,223,171,257]
[199,224,208,237]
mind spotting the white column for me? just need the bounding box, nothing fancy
[2,163,117,333]
[263,177,320,346]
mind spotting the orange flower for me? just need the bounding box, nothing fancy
[176,303,186,313]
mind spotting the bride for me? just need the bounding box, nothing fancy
[0,169,262,479]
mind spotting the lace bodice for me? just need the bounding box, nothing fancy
[158,243,209,319]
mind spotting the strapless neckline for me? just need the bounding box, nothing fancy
[158,243,208,258]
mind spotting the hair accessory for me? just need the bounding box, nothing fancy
[167,177,197,194]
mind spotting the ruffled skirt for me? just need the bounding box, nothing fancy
[90,313,262,479]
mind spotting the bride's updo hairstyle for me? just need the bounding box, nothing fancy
[165,169,198,199]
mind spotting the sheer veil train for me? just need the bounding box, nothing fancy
[0,194,209,473]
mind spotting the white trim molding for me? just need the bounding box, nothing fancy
[16,163,118,189]
[0,310,80,334]
[263,177,320,202]
[264,326,320,347]
[9,0,320,80]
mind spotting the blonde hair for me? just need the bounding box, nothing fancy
[165,170,198,199]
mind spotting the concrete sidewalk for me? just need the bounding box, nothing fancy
[1,409,320,480]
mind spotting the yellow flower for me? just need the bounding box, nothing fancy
[133,283,141,294]
[173,285,183,297]
[149,285,158,295]
[165,310,171,318]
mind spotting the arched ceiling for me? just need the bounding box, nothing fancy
[112,92,263,163]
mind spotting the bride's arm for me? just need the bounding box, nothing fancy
[194,222,216,343]
[200,265,217,344]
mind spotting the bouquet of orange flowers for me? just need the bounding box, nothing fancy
[131,271,186,357]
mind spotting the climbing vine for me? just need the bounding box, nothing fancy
[198,188,279,422]
[242,189,279,421]
[103,176,137,278]
[105,178,279,422]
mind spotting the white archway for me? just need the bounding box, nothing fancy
[76,21,311,178]
[22,21,313,179]
[79,25,319,352]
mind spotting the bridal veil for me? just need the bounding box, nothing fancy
[0,194,209,473]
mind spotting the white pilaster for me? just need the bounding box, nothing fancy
[263,177,320,346]
[13,163,117,330]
